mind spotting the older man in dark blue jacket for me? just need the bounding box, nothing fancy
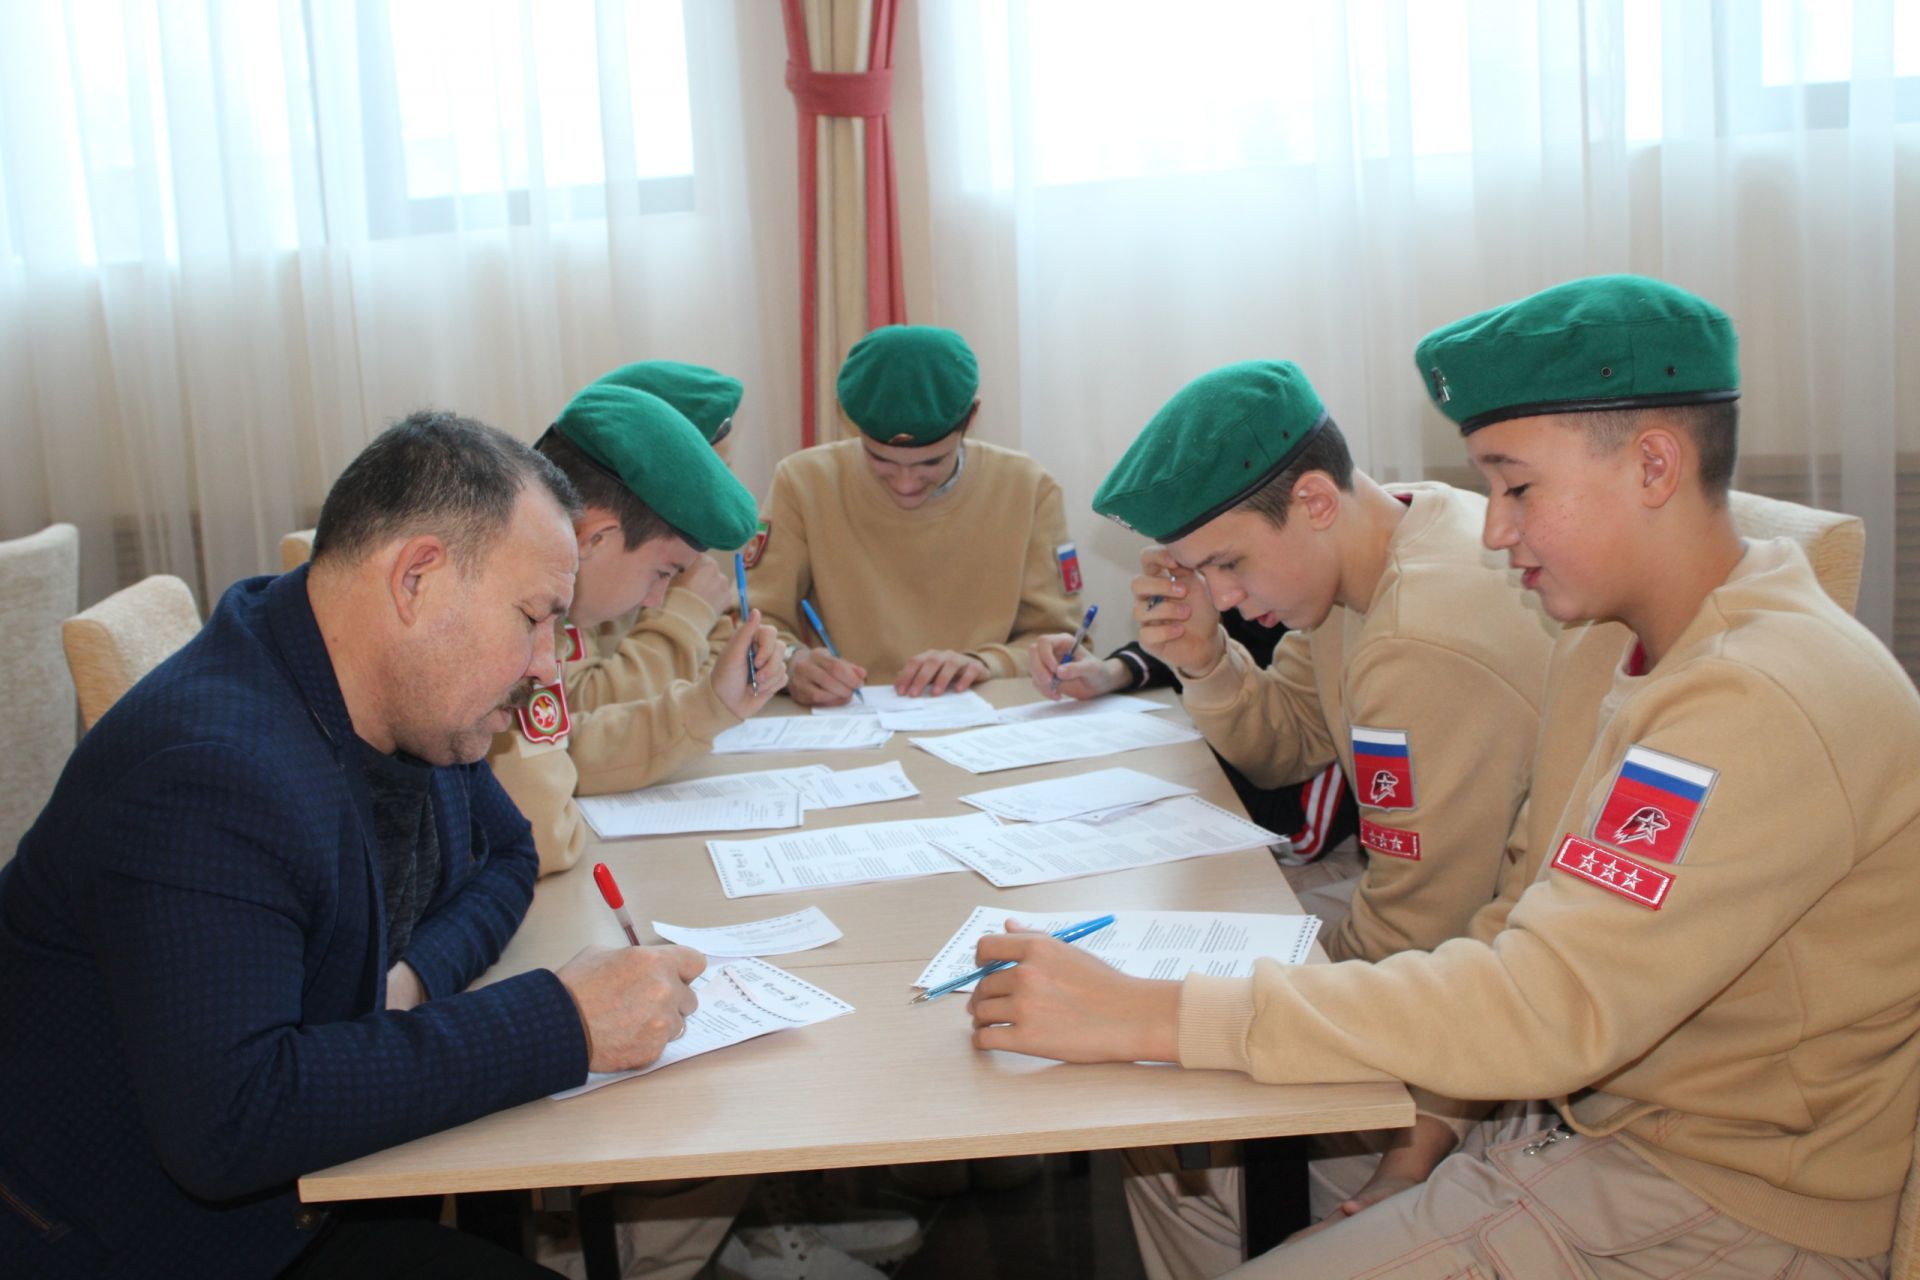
[0,412,705,1279]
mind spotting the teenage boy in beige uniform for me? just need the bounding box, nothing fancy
[487,384,920,1280]
[749,324,1082,703]
[561,361,745,710]
[964,276,1920,1278]
[1051,361,1552,1278]
[1056,360,1554,963]
[486,383,786,879]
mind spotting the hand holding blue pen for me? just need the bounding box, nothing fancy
[734,552,759,695]
[1049,604,1099,695]
[910,914,1116,1004]
[800,598,865,706]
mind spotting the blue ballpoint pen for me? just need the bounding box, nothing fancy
[735,552,758,695]
[800,598,865,705]
[909,914,1117,1004]
[1050,604,1100,694]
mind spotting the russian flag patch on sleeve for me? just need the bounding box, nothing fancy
[1350,726,1415,810]
[1056,542,1083,594]
[1594,744,1717,864]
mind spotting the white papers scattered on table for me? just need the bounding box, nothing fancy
[811,686,1002,731]
[651,906,843,957]
[576,792,804,838]
[711,717,894,754]
[874,695,1002,731]
[914,906,1322,992]
[552,958,853,1099]
[791,761,920,810]
[931,796,1281,887]
[811,685,964,715]
[959,767,1197,825]
[578,764,920,838]
[993,694,1172,724]
[910,713,1203,774]
[707,813,1002,899]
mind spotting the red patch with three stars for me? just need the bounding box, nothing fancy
[1551,833,1672,910]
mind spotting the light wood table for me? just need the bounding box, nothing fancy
[301,682,1409,1202]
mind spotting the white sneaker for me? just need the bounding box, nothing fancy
[753,1172,923,1266]
[715,1223,888,1280]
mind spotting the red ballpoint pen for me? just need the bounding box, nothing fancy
[592,862,644,947]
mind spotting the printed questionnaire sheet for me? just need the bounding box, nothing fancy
[931,796,1281,887]
[910,713,1202,774]
[552,958,853,1099]
[652,906,843,957]
[707,813,1002,898]
[915,906,1322,991]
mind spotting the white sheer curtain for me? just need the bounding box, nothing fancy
[0,0,799,610]
[910,0,1919,674]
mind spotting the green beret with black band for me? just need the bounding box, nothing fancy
[1093,361,1329,542]
[1415,274,1739,434]
[590,360,744,445]
[550,384,760,551]
[836,325,980,446]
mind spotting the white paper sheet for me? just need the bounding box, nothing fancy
[810,686,1001,730]
[576,792,805,838]
[909,712,1203,774]
[580,766,828,806]
[914,906,1322,992]
[930,796,1281,887]
[993,694,1172,724]
[790,761,920,810]
[875,696,1003,732]
[552,958,853,1098]
[711,717,894,754]
[651,906,843,957]
[959,767,1197,825]
[707,813,1002,899]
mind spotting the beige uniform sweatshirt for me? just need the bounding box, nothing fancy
[746,439,1082,682]
[562,591,734,712]
[1178,483,1556,962]
[486,619,740,876]
[1179,539,1920,1258]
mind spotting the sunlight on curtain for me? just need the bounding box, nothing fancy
[915,0,1920,671]
[0,0,797,608]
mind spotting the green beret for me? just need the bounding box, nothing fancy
[836,325,979,446]
[1093,361,1328,542]
[550,384,760,551]
[590,360,744,445]
[1415,274,1739,434]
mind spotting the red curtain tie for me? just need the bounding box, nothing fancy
[785,63,894,118]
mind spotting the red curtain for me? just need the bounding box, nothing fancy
[780,0,907,447]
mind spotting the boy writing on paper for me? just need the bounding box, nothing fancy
[1035,361,1555,1277]
[489,384,926,1279]
[486,384,787,878]
[561,360,748,709]
[748,324,1083,705]
[971,278,1920,1278]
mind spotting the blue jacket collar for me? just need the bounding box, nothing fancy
[262,563,359,758]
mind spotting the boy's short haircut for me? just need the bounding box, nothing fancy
[1238,417,1358,528]
[1576,401,1739,502]
[535,429,676,550]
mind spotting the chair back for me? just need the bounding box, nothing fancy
[279,528,315,573]
[1727,490,1865,614]
[0,525,79,860]
[62,574,202,730]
